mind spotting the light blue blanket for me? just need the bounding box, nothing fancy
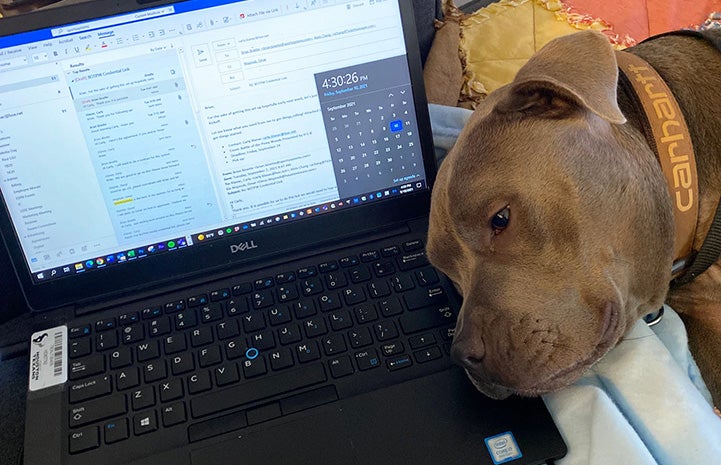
[428,104,721,465]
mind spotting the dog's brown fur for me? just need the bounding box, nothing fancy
[427,30,721,403]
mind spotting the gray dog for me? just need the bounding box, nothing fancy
[427,30,721,404]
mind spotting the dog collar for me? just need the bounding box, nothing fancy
[615,50,699,280]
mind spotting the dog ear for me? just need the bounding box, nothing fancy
[496,31,626,124]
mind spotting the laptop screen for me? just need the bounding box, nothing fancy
[0,0,429,290]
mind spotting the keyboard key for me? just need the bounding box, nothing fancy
[69,338,91,359]
[161,402,187,427]
[269,305,293,325]
[318,261,338,273]
[403,287,447,311]
[121,324,144,344]
[343,286,366,305]
[297,266,317,278]
[68,375,112,403]
[216,320,240,340]
[415,267,439,286]
[118,312,140,326]
[170,353,195,375]
[318,293,341,312]
[328,355,354,378]
[353,306,377,324]
[339,256,359,267]
[95,318,116,332]
[397,251,430,271]
[69,426,100,454]
[226,298,249,316]
[325,272,347,289]
[328,310,353,331]
[278,324,302,345]
[190,363,326,418]
[210,288,231,302]
[159,378,184,402]
[303,317,328,338]
[269,348,294,370]
[368,281,390,298]
[403,239,424,252]
[133,410,158,435]
[187,294,209,307]
[109,347,133,370]
[242,356,267,378]
[249,330,275,350]
[104,418,129,444]
[391,274,415,292]
[69,354,105,380]
[214,363,240,386]
[242,313,266,332]
[200,304,223,323]
[373,321,398,341]
[188,371,212,394]
[359,250,379,262]
[381,245,400,257]
[190,326,214,347]
[198,346,222,368]
[380,341,405,356]
[414,346,443,363]
[164,334,187,354]
[148,317,171,337]
[400,305,456,334]
[143,360,167,383]
[116,367,140,391]
[141,307,163,320]
[164,300,185,313]
[348,327,373,349]
[349,266,371,283]
[231,282,253,295]
[175,310,197,330]
[136,340,160,362]
[247,402,281,425]
[131,386,156,410]
[322,334,347,355]
[296,341,321,363]
[275,272,296,283]
[69,394,126,428]
[387,354,413,371]
[277,285,299,302]
[301,277,323,296]
[96,330,118,351]
[409,333,436,349]
[378,297,403,317]
[355,349,381,370]
[69,324,91,339]
[254,277,275,290]
[252,290,274,309]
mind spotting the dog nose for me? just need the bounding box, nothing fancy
[451,336,485,370]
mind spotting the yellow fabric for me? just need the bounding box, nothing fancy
[456,0,617,107]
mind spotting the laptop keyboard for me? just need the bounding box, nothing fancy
[64,238,459,456]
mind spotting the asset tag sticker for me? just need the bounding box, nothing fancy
[28,326,67,392]
[485,431,523,465]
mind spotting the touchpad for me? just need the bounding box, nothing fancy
[190,406,359,465]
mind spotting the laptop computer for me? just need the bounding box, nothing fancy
[0,0,568,463]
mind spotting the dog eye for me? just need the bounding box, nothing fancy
[490,206,510,233]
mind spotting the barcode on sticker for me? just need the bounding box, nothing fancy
[53,331,64,377]
[28,326,68,392]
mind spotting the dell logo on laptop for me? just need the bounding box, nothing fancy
[230,241,259,253]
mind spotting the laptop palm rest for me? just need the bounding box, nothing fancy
[190,368,566,465]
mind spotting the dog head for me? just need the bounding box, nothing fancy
[427,31,675,398]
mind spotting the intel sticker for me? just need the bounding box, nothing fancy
[28,326,67,392]
[485,431,523,465]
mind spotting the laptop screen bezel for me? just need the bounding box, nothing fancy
[0,0,437,312]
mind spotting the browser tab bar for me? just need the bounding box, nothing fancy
[50,6,176,37]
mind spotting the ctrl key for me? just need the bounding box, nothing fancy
[69,426,99,454]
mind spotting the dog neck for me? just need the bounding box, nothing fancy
[615,50,700,278]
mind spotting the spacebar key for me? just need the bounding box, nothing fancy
[191,363,327,418]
